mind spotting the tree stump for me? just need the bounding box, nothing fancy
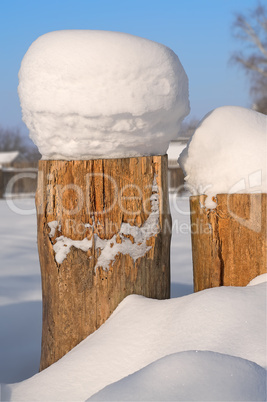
[190,193,267,292]
[36,155,171,370]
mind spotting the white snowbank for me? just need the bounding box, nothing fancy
[89,351,266,402]
[247,273,267,286]
[3,280,266,401]
[178,106,267,208]
[18,30,189,160]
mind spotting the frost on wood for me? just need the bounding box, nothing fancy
[18,30,189,160]
[53,236,93,265]
[48,176,160,270]
[47,221,59,238]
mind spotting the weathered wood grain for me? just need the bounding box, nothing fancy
[190,194,267,292]
[36,156,171,370]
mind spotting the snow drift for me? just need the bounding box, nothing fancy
[2,277,266,401]
[89,351,266,402]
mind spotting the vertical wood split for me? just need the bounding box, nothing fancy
[190,193,267,292]
[36,155,171,370]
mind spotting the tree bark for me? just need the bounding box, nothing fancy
[36,156,171,370]
[190,194,267,292]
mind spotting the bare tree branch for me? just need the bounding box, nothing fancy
[231,2,267,114]
[233,54,267,76]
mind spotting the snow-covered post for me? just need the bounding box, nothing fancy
[18,30,189,370]
[179,107,267,291]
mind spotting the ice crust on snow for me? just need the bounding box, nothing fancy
[3,282,266,401]
[49,177,160,269]
[178,106,267,208]
[18,30,190,160]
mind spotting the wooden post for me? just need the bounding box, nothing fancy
[36,155,171,370]
[0,168,3,199]
[190,193,267,292]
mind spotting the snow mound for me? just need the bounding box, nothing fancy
[178,106,267,208]
[88,351,267,402]
[247,273,267,286]
[3,282,266,401]
[18,30,189,160]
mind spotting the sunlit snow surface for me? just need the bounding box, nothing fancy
[89,351,266,402]
[18,30,189,160]
[0,197,266,402]
[2,282,267,401]
[179,106,267,208]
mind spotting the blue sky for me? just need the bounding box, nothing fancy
[0,0,258,135]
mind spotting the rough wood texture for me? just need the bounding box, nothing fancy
[190,194,267,292]
[0,169,3,198]
[36,156,171,370]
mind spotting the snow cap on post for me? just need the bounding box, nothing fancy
[18,30,190,160]
[179,106,267,208]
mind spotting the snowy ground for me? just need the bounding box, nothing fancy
[0,195,266,401]
[0,194,193,385]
